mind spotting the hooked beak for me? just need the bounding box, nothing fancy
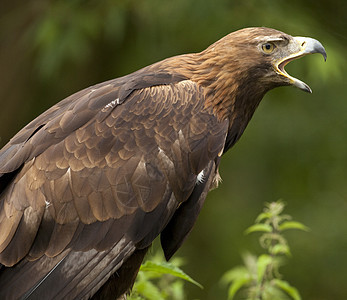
[276,37,327,93]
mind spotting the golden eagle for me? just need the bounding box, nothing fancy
[0,27,326,299]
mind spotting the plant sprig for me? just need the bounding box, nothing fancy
[222,200,308,300]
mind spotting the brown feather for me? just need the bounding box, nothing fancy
[45,220,79,257]
[0,205,44,266]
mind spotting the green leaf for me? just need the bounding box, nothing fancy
[221,266,250,285]
[270,244,291,256]
[272,279,301,300]
[279,221,310,232]
[245,223,272,235]
[257,254,273,282]
[255,212,272,223]
[132,277,164,300]
[262,281,289,300]
[227,275,252,300]
[140,261,203,289]
[170,280,185,300]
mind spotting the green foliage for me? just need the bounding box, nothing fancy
[140,260,203,289]
[30,0,129,78]
[130,201,307,300]
[128,252,202,300]
[221,200,308,300]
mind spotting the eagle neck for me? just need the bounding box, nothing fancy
[157,52,266,133]
[189,50,266,129]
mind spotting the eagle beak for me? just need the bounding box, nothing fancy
[276,37,327,93]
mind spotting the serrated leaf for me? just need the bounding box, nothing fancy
[245,223,272,235]
[273,279,301,300]
[279,221,310,232]
[227,275,252,300]
[140,261,203,289]
[255,212,272,223]
[257,254,273,282]
[270,244,291,256]
[221,266,250,285]
[262,281,289,300]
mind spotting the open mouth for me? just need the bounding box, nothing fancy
[276,53,312,93]
[276,36,327,93]
[278,54,304,76]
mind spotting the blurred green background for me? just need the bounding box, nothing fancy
[1,0,346,299]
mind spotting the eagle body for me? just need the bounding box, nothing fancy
[0,27,326,299]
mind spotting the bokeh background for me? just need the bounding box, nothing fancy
[1,0,346,299]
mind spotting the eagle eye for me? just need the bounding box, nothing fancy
[262,42,276,54]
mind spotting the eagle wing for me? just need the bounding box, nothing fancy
[0,76,228,299]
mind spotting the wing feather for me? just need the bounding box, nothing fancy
[45,220,79,257]
[0,76,229,298]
